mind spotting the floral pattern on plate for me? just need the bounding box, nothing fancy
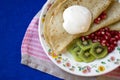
[47,48,120,75]
[39,0,120,76]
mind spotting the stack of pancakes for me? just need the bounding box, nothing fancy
[43,0,120,54]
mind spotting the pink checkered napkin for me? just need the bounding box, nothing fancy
[21,13,120,80]
[21,16,50,61]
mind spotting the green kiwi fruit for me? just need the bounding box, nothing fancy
[77,39,92,50]
[67,39,83,62]
[67,39,108,63]
[90,42,108,59]
[78,49,96,63]
[67,39,79,53]
[71,47,83,62]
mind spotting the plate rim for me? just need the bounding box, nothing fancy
[38,0,120,77]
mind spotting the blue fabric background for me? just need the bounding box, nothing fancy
[0,0,62,80]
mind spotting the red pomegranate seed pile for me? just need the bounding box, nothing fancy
[80,27,120,53]
[94,11,107,24]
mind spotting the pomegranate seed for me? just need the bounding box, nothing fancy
[110,31,114,35]
[108,47,112,53]
[100,11,107,19]
[100,37,104,41]
[111,31,118,36]
[110,38,116,43]
[90,33,95,39]
[108,45,115,53]
[94,11,107,24]
[94,36,98,40]
[91,33,95,36]
[94,19,100,24]
[97,36,101,39]
[101,31,105,35]
[119,31,120,34]
[101,40,107,46]
[111,44,115,49]
[85,36,90,39]
[118,34,120,38]
[101,43,106,46]
[93,40,98,43]
[100,28,106,31]
[102,11,107,15]
[81,36,86,41]
[97,17,101,21]
[101,14,107,19]
[101,40,107,43]
[104,27,110,31]
[97,39,101,42]
[114,31,119,34]
[113,41,117,46]
[105,32,111,36]
[97,31,101,36]
[104,35,109,40]
[106,43,110,47]
[115,35,119,41]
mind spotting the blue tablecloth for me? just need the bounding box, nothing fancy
[0,0,61,80]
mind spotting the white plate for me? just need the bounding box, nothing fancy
[38,0,120,76]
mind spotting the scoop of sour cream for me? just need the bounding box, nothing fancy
[63,5,92,34]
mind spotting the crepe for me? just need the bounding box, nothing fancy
[44,0,112,54]
[110,21,120,31]
[82,1,120,36]
[43,0,65,47]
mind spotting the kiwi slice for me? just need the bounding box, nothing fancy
[90,42,108,59]
[67,39,79,53]
[78,49,95,63]
[77,39,92,50]
[71,47,83,62]
[67,39,83,62]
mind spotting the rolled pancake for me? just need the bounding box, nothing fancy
[82,1,120,36]
[110,21,120,31]
[44,0,112,54]
[43,0,65,47]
